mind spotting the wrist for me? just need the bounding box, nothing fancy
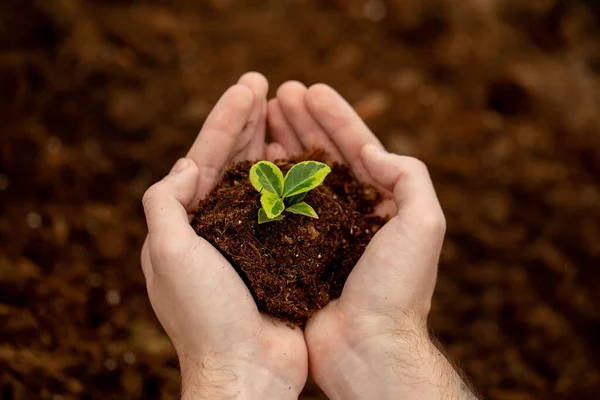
[312,318,475,400]
[180,357,301,400]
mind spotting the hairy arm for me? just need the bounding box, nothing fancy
[320,326,479,400]
[180,357,300,400]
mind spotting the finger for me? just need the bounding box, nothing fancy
[142,158,204,270]
[267,99,303,155]
[277,81,344,162]
[342,145,445,312]
[235,72,269,162]
[305,84,384,183]
[143,159,257,335]
[186,84,254,200]
[373,198,397,218]
[361,144,443,219]
[265,142,288,161]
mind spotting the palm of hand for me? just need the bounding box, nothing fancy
[268,81,445,394]
[141,73,307,393]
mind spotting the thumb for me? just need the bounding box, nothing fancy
[141,158,259,344]
[142,158,203,273]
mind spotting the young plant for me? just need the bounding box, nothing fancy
[249,160,331,224]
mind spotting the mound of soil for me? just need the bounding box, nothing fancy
[192,155,386,326]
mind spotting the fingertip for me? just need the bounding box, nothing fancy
[265,142,288,161]
[304,83,335,111]
[307,83,334,94]
[168,157,199,176]
[360,143,389,175]
[360,144,401,191]
[238,71,268,83]
[184,157,199,174]
[224,84,255,113]
[276,80,307,101]
[237,71,269,98]
[161,157,201,210]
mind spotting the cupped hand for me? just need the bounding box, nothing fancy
[141,73,307,400]
[272,81,474,399]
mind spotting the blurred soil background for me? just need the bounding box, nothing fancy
[1,0,600,398]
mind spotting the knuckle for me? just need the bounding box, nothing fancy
[420,209,447,236]
[142,184,161,211]
[402,156,429,175]
[151,237,188,271]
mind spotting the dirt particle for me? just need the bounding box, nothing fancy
[308,225,319,240]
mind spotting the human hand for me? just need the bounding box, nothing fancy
[141,73,307,400]
[272,81,476,399]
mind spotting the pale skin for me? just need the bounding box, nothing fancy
[141,72,478,399]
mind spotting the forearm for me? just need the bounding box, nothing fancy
[318,330,478,400]
[181,359,301,400]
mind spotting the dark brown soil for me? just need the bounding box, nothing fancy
[2,0,600,399]
[192,155,385,326]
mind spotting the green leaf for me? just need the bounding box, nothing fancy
[284,192,307,207]
[286,202,319,219]
[260,192,285,219]
[282,161,331,198]
[258,207,284,224]
[249,161,284,195]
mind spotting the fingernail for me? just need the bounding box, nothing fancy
[170,158,189,174]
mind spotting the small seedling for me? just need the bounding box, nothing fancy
[249,160,331,224]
